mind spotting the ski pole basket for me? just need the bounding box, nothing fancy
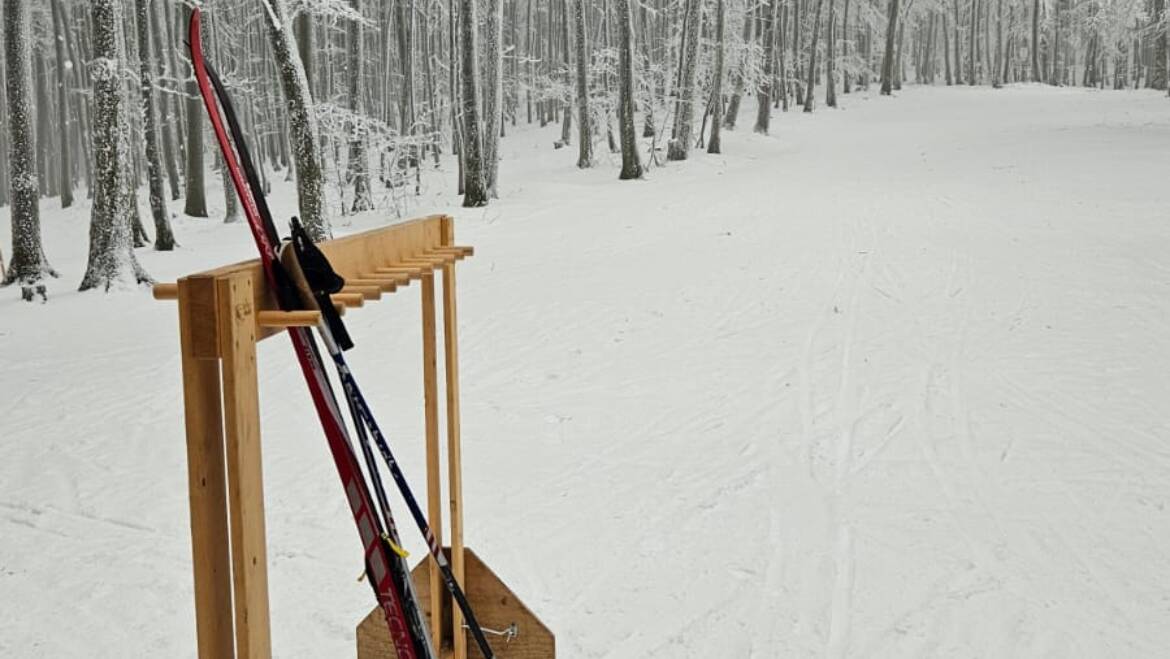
[154,214,554,659]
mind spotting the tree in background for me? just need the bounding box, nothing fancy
[134,0,174,251]
[346,0,373,212]
[616,0,642,179]
[182,3,208,217]
[708,0,726,154]
[668,0,703,160]
[260,0,329,240]
[574,0,594,168]
[80,0,151,291]
[484,0,505,193]
[805,0,827,110]
[881,0,901,93]
[755,0,778,133]
[2,0,56,294]
[49,0,73,208]
[460,0,488,206]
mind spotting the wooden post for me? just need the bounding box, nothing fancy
[178,276,235,659]
[440,218,468,659]
[217,272,273,659]
[420,272,446,648]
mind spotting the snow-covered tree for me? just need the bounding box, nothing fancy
[668,0,703,160]
[134,0,174,250]
[708,0,726,154]
[182,3,208,218]
[827,0,838,108]
[460,0,488,206]
[755,0,778,133]
[881,0,901,93]
[49,0,73,208]
[484,0,505,193]
[723,12,752,130]
[80,0,151,291]
[573,0,594,168]
[260,0,330,240]
[347,0,373,212]
[805,0,827,111]
[2,0,56,293]
[616,0,643,179]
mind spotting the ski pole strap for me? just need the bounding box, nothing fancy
[290,217,354,350]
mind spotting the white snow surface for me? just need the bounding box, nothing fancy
[2,85,1170,657]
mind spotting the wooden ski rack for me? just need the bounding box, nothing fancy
[155,215,553,659]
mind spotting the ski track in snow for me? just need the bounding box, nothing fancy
[3,85,1170,657]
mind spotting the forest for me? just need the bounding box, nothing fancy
[1,0,1167,299]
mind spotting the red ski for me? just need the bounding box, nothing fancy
[186,10,433,659]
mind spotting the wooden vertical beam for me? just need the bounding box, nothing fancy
[217,273,273,659]
[178,276,236,659]
[440,218,468,659]
[420,272,446,649]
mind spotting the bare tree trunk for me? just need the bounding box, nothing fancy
[0,0,9,210]
[993,0,1002,87]
[573,0,593,167]
[842,0,853,93]
[668,0,702,160]
[616,0,643,178]
[3,0,56,290]
[755,0,778,133]
[484,0,505,189]
[826,0,837,107]
[1031,0,1040,80]
[261,0,330,239]
[805,0,827,110]
[347,0,374,212]
[880,0,900,93]
[460,0,488,205]
[81,0,151,291]
[708,0,725,153]
[50,0,73,208]
[560,0,573,145]
[953,0,964,83]
[723,10,753,128]
[182,4,207,217]
[968,0,978,84]
[34,52,52,199]
[147,0,180,200]
[1153,0,1168,89]
[135,0,174,250]
[943,12,953,83]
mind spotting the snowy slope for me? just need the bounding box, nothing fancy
[2,85,1170,658]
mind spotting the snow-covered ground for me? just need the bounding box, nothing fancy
[3,85,1170,657]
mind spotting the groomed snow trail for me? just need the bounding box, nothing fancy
[2,86,1169,657]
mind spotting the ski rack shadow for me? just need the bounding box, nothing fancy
[154,214,554,659]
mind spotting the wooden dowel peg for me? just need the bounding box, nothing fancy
[341,285,382,301]
[346,278,398,293]
[360,272,412,287]
[331,293,365,308]
[432,245,474,258]
[153,282,179,300]
[375,266,427,281]
[256,310,321,328]
[404,254,454,267]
